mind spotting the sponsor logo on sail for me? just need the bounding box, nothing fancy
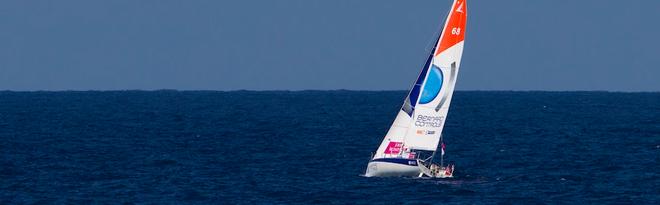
[415,115,444,128]
[416,130,436,135]
[384,142,403,154]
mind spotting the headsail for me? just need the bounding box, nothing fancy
[366,0,467,177]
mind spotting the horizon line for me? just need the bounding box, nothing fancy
[1,89,659,93]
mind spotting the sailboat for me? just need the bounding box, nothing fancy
[365,0,467,178]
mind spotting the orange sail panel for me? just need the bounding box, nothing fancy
[435,0,467,56]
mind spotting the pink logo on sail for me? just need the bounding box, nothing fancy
[384,142,403,154]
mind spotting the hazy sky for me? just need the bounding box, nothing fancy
[1,0,659,91]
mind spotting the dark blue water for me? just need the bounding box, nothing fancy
[1,91,658,204]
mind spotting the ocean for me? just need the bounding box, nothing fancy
[1,91,658,204]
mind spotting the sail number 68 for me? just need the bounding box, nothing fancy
[451,27,461,35]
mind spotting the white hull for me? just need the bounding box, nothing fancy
[364,161,421,177]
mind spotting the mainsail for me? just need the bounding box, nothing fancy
[366,0,467,177]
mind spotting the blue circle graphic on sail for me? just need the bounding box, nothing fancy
[419,66,443,104]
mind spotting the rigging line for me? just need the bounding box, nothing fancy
[424,0,454,53]
[398,0,453,110]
